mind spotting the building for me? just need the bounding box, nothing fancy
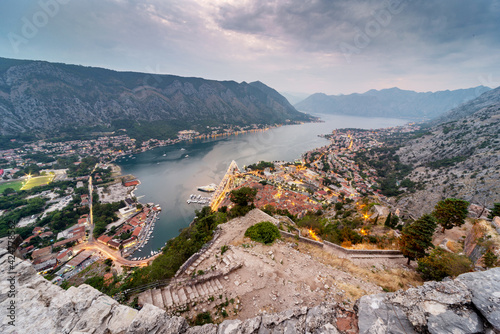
[32,245,52,260]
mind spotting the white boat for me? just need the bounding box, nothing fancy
[185,155,189,158]
[197,183,217,192]
[180,148,186,151]
[162,154,166,156]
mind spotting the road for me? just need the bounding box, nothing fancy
[73,240,161,267]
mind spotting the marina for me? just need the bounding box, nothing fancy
[186,193,212,205]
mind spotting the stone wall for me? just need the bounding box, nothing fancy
[2,247,500,333]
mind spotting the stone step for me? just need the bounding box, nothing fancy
[226,254,234,262]
[151,288,164,308]
[214,278,224,290]
[178,288,188,304]
[191,284,200,299]
[171,288,180,305]
[212,279,221,291]
[205,281,215,295]
[191,285,200,299]
[222,257,231,266]
[162,288,173,308]
[197,283,207,296]
[138,289,153,306]
[185,285,194,300]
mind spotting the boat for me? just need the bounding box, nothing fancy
[180,148,186,151]
[162,154,166,156]
[185,155,189,158]
[197,183,217,192]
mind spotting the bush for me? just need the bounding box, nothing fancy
[245,221,280,244]
[194,312,213,326]
[417,248,473,281]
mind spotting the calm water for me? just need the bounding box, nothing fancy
[117,114,408,256]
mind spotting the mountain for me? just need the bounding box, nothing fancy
[279,91,311,105]
[295,86,491,120]
[0,57,314,139]
[392,86,500,216]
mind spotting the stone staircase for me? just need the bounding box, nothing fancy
[138,276,226,311]
[138,245,243,313]
[184,239,222,276]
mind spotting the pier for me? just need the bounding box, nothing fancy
[210,160,240,211]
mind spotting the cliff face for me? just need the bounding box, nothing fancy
[0,57,314,137]
[2,247,500,333]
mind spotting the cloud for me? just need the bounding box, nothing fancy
[0,0,499,94]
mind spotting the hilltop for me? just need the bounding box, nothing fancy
[0,57,315,140]
[295,86,490,120]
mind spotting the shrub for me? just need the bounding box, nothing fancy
[417,248,473,281]
[245,221,280,244]
[194,312,213,326]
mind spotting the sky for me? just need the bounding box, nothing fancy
[0,0,499,95]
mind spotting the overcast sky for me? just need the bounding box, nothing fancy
[0,0,499,95]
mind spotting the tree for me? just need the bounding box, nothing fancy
[488,203,500,219]
[484,249,498,268]
[229,187,257,206]
[399,214,437,265]
[432,198,469,233]
[2,187,15,195]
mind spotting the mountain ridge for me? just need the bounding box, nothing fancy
[0,57,314,139]
[295,86,491,119]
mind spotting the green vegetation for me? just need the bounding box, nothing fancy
[67,156,99,177]
[228,187,257,218]
[355,147,418,196]
[488,203,500,219]
[432,198,469,233]
[417,248,473,281]
[399,214,437,265]
[193,312,213,326]
[484,249,498,268]
[247,161,274,171]
[426,156,467,169]
[244,221,280,244]
[0,181,23,193]
[92,201,125,238]
[122,207,227,290]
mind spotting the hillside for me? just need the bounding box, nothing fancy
[392,86,500,216]
[295,86,490,120]
[0,57,314,140]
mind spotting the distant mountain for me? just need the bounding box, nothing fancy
[295,86,491,120]
[393,85,500,216]
[279,91,311,105]
[0,57,314,140]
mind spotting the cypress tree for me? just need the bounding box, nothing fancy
[399,214,437,265]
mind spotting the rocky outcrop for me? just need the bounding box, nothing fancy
[2,246,500,333]
[357,268,500,333]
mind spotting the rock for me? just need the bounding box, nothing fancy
[314,323,340,334]
[427,309,483,334]
[305,303,338,333]
[357,294,417,334]
[217,319,242,334]
[239,316,261,333]
[387,279,472,330]
[457,268,500,331]
[186,323,217,334]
